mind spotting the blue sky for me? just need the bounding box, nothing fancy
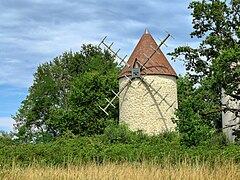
[0,0,199,132]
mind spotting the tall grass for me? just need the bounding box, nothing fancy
[1,160,239,180]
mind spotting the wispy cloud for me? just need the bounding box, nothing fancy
[0,0,194,85]
[0,117,15,131]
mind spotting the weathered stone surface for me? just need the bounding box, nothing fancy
[222,90,240,142]
[119,75,177,135]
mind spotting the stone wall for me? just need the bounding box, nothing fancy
[119,75,177,135]
[222,90,240,142]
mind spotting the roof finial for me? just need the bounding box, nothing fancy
[144,28,150,34]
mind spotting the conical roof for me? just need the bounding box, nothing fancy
[119,30,177,78]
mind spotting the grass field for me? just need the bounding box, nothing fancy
[1,160,239,180]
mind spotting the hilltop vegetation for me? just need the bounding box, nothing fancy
[1,124,240,167]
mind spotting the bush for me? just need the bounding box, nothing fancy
[174,113,215,147]
[100,124,149,144]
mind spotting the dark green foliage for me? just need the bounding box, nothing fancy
[169,0,239,96]
[0,124,238,168]
[46,71,118,137]
[210,46,240,99]
[13,44,120,142]
[174,75,221,146]
[101,124,140,144]
[169,0,239,84]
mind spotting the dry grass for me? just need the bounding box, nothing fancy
[1,161,240,180]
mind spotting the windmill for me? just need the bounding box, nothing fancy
[98,29,178,134]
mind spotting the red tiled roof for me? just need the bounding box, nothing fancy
[119,31,177,79]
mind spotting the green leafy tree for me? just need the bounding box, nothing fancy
[13,44,120,142]
[175,75,219,146]
[47,71,118,136]
[169,0,239,86]
[169,0,239,145]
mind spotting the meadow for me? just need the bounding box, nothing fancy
[1,160,240,180]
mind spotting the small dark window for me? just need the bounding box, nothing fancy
[132,68,140,78]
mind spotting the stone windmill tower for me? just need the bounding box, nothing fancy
[99,29,178,134]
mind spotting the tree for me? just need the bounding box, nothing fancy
[169,0,239,144]
[174,75,219,146]
[13,44,120,142]
[170,0,239,82]
[47,71,119,137]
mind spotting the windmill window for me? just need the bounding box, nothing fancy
[132,68,140,78]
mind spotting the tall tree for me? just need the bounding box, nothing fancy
[13,44,120,142]
[169,0,239,144]
[170,0,239,84]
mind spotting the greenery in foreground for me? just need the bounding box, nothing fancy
[1,124,240,167]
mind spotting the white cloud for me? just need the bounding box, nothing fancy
[0,117,14,130]
[0,0,194,87]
